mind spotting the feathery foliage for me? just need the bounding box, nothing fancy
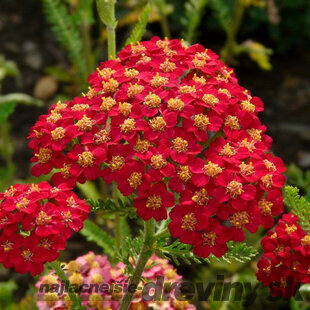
[182,0,209,43]
[80,219,115,257]
[125,4,150,46]
[284,185,310,233]
[156,240,258,266]
[41,0,88,87]
[87,197,137,218]
[208,0,233,33]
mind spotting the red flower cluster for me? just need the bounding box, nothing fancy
[257,213,310,298]
[0,182,90,275]
[28,37,286,258]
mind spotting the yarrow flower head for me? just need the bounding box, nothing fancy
[36,252,196,309]
[28,37,286,259]
[0,182,90,275]
[256,213,310,298]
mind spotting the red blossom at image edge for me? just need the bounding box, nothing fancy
[0,182,90,275]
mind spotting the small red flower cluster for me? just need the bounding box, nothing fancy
[36,252,195,309]
[28,37,285,258]
[257,213,310,298]
[0,182,90,275]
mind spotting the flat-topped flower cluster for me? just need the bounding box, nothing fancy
[0,182,90,275]
[28,37,286,259]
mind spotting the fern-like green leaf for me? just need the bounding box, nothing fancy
[125,4,150,46]
[284,185,310,233]
[41,0,88,86]
[208,0,233,33]
[87,198,137,218]
[80,219,115,256]
[182,0,209,43]
[157,240,258,266]
[220,241,258,263]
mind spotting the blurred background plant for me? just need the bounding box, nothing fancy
[0,0,309,309]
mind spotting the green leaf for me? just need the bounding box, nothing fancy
[96,0,112,26]
[0,102,17,123]
[284,185,310,233]
[125,4,150,46]
[221,241,259,263]
[157,240,258,266]
[116,235,144,274]
[87,197,137,218]
[208,0,233,33]
[41,0,88,86]
[0,55,19,81]
[182,0,209,43]
[0,93,43,107]
[80,219,115,257]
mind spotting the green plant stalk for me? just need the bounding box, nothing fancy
[107,0,116,58]
[80,16,94,75]
[47,261,81,309]
[221,0,245,62]
[119,219,155,310]
[112,182,122,251]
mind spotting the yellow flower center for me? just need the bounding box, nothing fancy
[202,231,217,247]
[36,211,52,225]
[110,156,125,171]
[177,165,192,182]
[225,115,240,130]
[181,213,197,231]
[146,195,162,210]
[149,116,166,132]
[35,148,52,163]
[51,127,66,141]
[202,94,219,106]
[230,211,249,229]
[120,118,136,134]
[127,83,144,98]
[258,199,273,216]
[172,137,188,153]
[76,115,94,132]
[134,139,150,153]
[160,58,175,72]
[192,188,209,206]
[127,172,142,189]
[151,155,167,169]
[77,151,94,167]
[94,129,110,144]
[119,102,132,116]
[143,93,161,108]
[203,161,223,177]
[151,73,168,88]
[239,161,254,176]
[101,96,116,112]
[219,143,236,157]
[102,78,119,93]
[226,180,243,198]
[194,114,210,130]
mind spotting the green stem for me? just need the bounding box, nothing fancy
[119,219,155,310]
[112,182,122,251]
[115,213,121,251]
[150,227,170,243]
[47,261,81,310]
[160,14,170,39]
[221,0,245,62]
[80,16,94,75]
[107,0,116,58]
